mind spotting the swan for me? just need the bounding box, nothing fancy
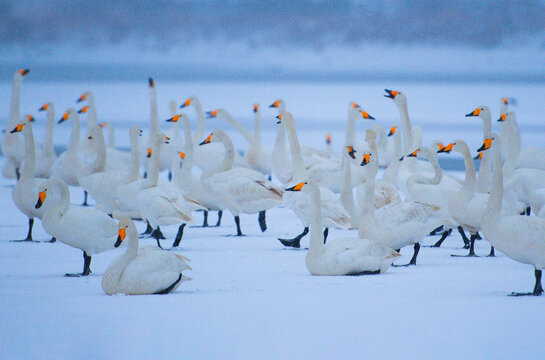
[269,99,292,183]
[384,89,422,156]
[102,218,192,295]
[325,134,333,157]
[285,182,400,276]
[36,178,118,276]
[97,121,131,173]
[465,106,493,193]
[33,102,57,178]
[180,96,246,171]
[9,120,50,242]
[276,112,350,248]
[481,134,545,296]
[52,108,83,188]
[199,129,283,236]
[166,114,224,228]
[374,124,396,167]
[2,69,29,179]
[138,133,203,247]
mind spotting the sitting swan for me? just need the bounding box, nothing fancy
[285,182,400,276]
[481,134,545,296]
[36,178,118,276]
[102,218,192,295]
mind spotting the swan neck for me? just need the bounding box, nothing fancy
[284,115,307,180]
[44,105,55,152]
[202,132,234,179]
[459,143,476,194]
[106,123,115,149]
[179,119,194,185]
[145,140,161,187]
[87,105,98,136]
[307,184,323,257]
[486,145,503,218]
[221,111,254,144]
[254,111,261,144]
[127,130,140,182]
[21,125,36,178]
[345,108,357,145]
[340,154,357,226]
[383,131,401,184]
[8,75,22,128]
[126,223,139,257]
[68,113,80,151]
[192,98,206,143]
[398,103,413,154]
[149,86,159,136]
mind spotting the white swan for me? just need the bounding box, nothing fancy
[199,129,283,236]
[384,89,422,156]
[33,102,57,178]
[481,134,545,296]
[180,96,246,171]
[2,69,29,179]
[36,178,118,276]
[276,112,350,248]
[285,182,400,276]
[9,120,49,242]
[465,106,493,193]
[97,121,131,173]
[167,114,224,228]
[269,99,293,183]
[138,133,202,247]
[52,109,82,187]
[102,218,192,295]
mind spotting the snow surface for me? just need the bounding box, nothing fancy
[1,81,545,359]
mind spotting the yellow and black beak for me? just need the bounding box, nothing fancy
[276,114,283,124]
[360,153,371,166]
[180,98,191,108]
[285,182,306,192]
[146,148,152,158]
[10,123,24,133]
[78,106,88,114]
[26,114,35,122]
[473,152,483,160]
[352,102,361,109]
[253,104,259,113]
[148,78,155,88]
[38,104,48,112]
[199,133,212,146]
[164,135,170,144]
[179,151,186,159]
[359,110,375,120]
[269,100,280,108]
[76,93,86,103]
[326,134,332,145]
[502,97,509,105]
[477,138,494,152]
[384,89,399,99]
[138,129,143,136]
[347,146,356,159]
[465,108,481,117]
[115,227,126,248]
[166,115,180,122]
[206,110,219,118]
[497,113,507,122]
[407,149,420,158]
[19,69,30,76]
[388,126,397,137]
[35,190,46,209]
[99,122,106,128]
[58,112,69,124]
[437,143,454,154]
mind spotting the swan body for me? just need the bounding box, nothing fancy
[287,182,400,276]
[481,134,545,296]
[2,69,29,178]
[102,218,192,295]
[97,121,131,173]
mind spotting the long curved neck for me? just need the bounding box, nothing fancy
[480,113,492,137]
[373,125,387,149]
[340,152,357,226]
[126,223,139,258]
[192,98,206,143]
[383,131,401,183]
[82,131,106,175]
[411,150,442,186]
[126,130,140,182]
[202,132,234,180]
[397,102,413,154]
[149,86,158,136]
[48,179,70,214]
[284,114,307,180]
[87,104,98,135]
[457,142,477,196]
[307,184,323,257]
[273,103,287,157]
[105,123,115,149]
[145,140,162,188]
[485,144,503,220]
[179,119,194,186]
[220,111,254,144]
[44,105,55,153]
[345,106,357,144]
[67,113,80,152]
[253,110,261,145]
[21,125,36,179]
[8,75,22,128]
[358,156,377,238]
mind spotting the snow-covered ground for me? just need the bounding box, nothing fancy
[1,81,545,359]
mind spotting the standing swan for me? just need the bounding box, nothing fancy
[480,135,545,296]
[34,102,57,178]
[102,218,192,295]
[2,69,29,179]
[285,182,400,276]
[36,178,118,276]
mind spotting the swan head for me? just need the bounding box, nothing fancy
[206,109,219,118]
[253,104,259,113]
[497,113,506,122]
[384,89,406,105]
[148,78,155,88]
[360,153,372,166]
[77,106,89,114]
[465,105,490,119]
[359,109,375,120]
[115,218,133,248]
[25,114,35,123]
[38,103,52,112]
[87,125,103,141]
[269,99,284,109]
[17,69,30,78]
[10,121,27,134]
[474,152,483,160]
[285,182,307,192]
[35,184,49,209]
[275,112,293,125]
[129,125,142,138]
[166,114,181,123]
[407,148,420,158]
[346,146,356,159]
[76,91,93,103]
[326,134,332,145]
[387,126,397,137]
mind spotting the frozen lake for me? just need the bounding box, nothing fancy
[1,80,545,359]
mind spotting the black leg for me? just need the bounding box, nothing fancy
[429,225,444,236]
[151,226,166,248]
[510,269,543,296]
[394,243,420,267]
[234,216,243,236]
[258,211,267,232]
[214,210,223,227]
[47,237,56,243]
[426,228,452,248]
[488,246,495,257]
[202,210,209,227]
[11,218,35,242]
[172,224,186,247]
[143,171,147,179]
[451,234,479,257]
[168,171,172,182]
[278,227,309,248]
[82,190,89,206]
[323,228,329,244]
[458,226,470,249]
[140,220,153,237]
[526,206,531,216]
[15,167,20,180]
[65,251,92,277]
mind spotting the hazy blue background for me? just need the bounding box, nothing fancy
[1,0,545,81]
